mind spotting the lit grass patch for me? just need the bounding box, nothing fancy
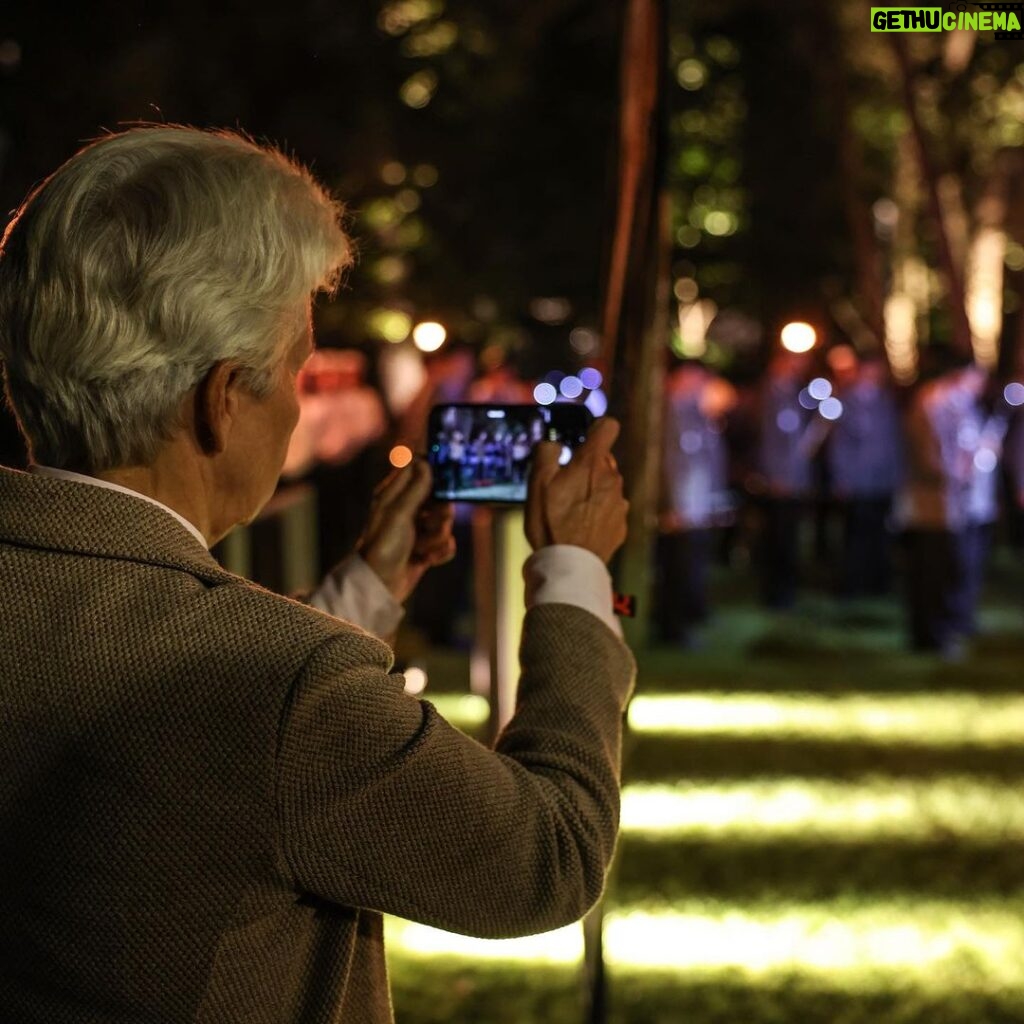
[621,776,1024,841]
[386,918,583,965]
[387,899,1024,995]
[628,693,1024,745]
[427,693,489,728]
[603,899,1024,992]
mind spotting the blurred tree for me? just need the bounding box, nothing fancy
[832,0,1024,378]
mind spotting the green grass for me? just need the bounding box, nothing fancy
[388,562,1024,1023]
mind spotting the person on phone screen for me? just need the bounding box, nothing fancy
[0,125,635,1024]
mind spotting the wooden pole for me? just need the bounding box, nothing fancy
[598,0,668,648]
[584,1,667,1021]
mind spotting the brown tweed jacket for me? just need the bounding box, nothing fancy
[0,465,635,1023]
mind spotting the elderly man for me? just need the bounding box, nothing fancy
[0,126,633,1023]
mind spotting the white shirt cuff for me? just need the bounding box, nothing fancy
[523,545,623,639]
[308,553,405,640]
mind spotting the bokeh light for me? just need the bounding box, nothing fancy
[570,328,599,355]
[676,58,707,90]
[780,321,817,353]
[1004,382,1024,406]
[412,164,439,188]
[674,277,699,303]
[381,160,407,185]
[974,448,998,473]
[534,382,557,405]
[389,444,414,468]
[808,377,832,401]
[585,388,609,417]
[776,408,800,433]
[819,397,843,421]
[412,321,447,353]
[369,308,413,344]
[559,376,584,399]
[579,367,603,390]
[401,69,439,108]
[402,666,428,695]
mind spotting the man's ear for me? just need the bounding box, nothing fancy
[194,361,240,455]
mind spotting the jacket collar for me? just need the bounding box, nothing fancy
[0,464,235,586]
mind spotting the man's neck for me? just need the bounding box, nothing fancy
[92,451,217,546]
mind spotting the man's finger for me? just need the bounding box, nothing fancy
[573,417,621,465]
[378,457,432,513]
[525,439,562,549]
[529,439,562,485]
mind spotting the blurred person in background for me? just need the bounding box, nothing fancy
[955,372,1009,638]
[0,124,635,1023]
[282,347,387,479]
[826,349,904,599]
[898,359,992,656]
[467,342,535,404]
[755,347,818,609]
[1003,403,1024,547]
[281,343,390,573]
[656,358,737,647]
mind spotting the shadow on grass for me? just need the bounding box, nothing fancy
[608,973,1024,1024]
[612,835,1024,902]
[624,735,1024,782]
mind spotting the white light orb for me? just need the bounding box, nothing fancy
[534,382,557,406]
[559,376,584,399]
[781,322,816,354]
[412,321,447,353]
[819,397,844,421]
[808,377,833,401]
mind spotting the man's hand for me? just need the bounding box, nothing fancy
[525,417,629,564]
[357,458,456,604]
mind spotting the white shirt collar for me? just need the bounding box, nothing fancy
[27,463,210,550]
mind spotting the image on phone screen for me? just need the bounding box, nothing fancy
[428,403,591,504]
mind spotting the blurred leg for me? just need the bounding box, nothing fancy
[761,497,801,609]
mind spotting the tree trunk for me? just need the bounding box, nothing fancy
[815,2,887,352]
[892,36,974,360]
[998,148,1024,381]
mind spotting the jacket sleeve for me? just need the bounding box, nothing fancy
[274,603,635,939]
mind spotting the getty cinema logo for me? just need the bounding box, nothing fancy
[871,3,1024,38]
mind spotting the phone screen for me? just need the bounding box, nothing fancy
[428,403,591,504]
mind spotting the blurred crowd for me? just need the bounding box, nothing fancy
[657,344,1024,659]
[250,334,1024,659]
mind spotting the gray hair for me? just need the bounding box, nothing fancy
[0,124,352,472]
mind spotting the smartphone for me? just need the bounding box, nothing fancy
[427,402,593,504]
